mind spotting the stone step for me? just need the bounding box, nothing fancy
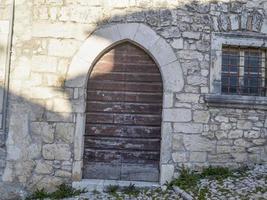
[72,179,160,192]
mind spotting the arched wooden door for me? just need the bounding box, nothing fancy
[83,42,163,182]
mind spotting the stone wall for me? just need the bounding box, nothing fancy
[0,0,266,194]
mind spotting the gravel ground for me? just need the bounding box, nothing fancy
[191,164,267,200]
[63,165,266,200]
[65,187,183,200]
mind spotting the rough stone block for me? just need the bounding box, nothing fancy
[244,130,261,139]
[161,61,184,92]
[237,120,253,130]
[172,134,184,151]
[55,123,74,143]
[163,108,191,122]
[149,37,177,66]
[193,110,210,123]
[190,152,207,162]
[183,135,216,152]
[228,130,243,139]
[172,151,188,162]
[55,170,72,178]
[173,123,203,134]
[42,144,71,160]
[160,122,172,163]
[176,93,200,104]
[31,122,54,143]
[35,160,53,174]
[160,164,174,184]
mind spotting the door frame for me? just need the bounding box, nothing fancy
[66,23,184,185]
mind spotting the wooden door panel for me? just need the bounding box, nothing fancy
[86,101,162,114]
[84,136,161,151]
[83,42,163,182]
[87,91,162,103]
[85,124,161,138]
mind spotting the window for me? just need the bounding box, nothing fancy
[221,46,267,96]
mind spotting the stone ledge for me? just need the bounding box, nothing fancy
[204,94,267,110]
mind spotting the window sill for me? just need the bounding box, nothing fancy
[204,94,267,110]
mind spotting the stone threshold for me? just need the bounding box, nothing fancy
[72,179,160,192]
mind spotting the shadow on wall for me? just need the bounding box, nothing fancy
[0,0,266,198]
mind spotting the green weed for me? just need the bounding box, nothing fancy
[26,184,86,200]
[122,183,139,196]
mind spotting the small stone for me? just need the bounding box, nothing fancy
[215,116,229,123]
[244,130,261,139]
[237,120,253,130]
[215,131,228,139]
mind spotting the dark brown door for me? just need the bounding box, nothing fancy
[83,42,163,182]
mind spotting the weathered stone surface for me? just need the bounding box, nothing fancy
[160,164,174,184]
[176,93,200,103]
[244,130,261,139]
[55,123,74,143]
[48,39,80,57]
[234,139,253,148]
[172,151,188,162]
[190,152,207,162]
[171,38,183,49]
[55,170,72,178]
[215,116,229,123]
[42,144,71,160]
[31,122,54,143]
[183,135,216,152]
[35,160,53,175]
[215,131,228,140]
[161,123,173,163]
[228,130,243,139]
[193,110,210,123]
[174,123,203,133]
[163,108,191,122]
[237,120,253,130]
[172,134,184,151]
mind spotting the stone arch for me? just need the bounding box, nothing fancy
[66,23,184,184]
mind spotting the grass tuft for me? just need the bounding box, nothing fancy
[26,184,86,200]
[122,183,140,196]
[106,184,119,195]
[201,166,232,180]
[166,165,249,199]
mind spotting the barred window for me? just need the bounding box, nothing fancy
[221,46,267,96]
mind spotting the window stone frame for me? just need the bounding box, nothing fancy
[206,32,267,109]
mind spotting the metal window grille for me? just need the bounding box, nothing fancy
[221,46,267,96]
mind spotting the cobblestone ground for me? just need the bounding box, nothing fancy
[195,165,267,200]
[65,187,183,200]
